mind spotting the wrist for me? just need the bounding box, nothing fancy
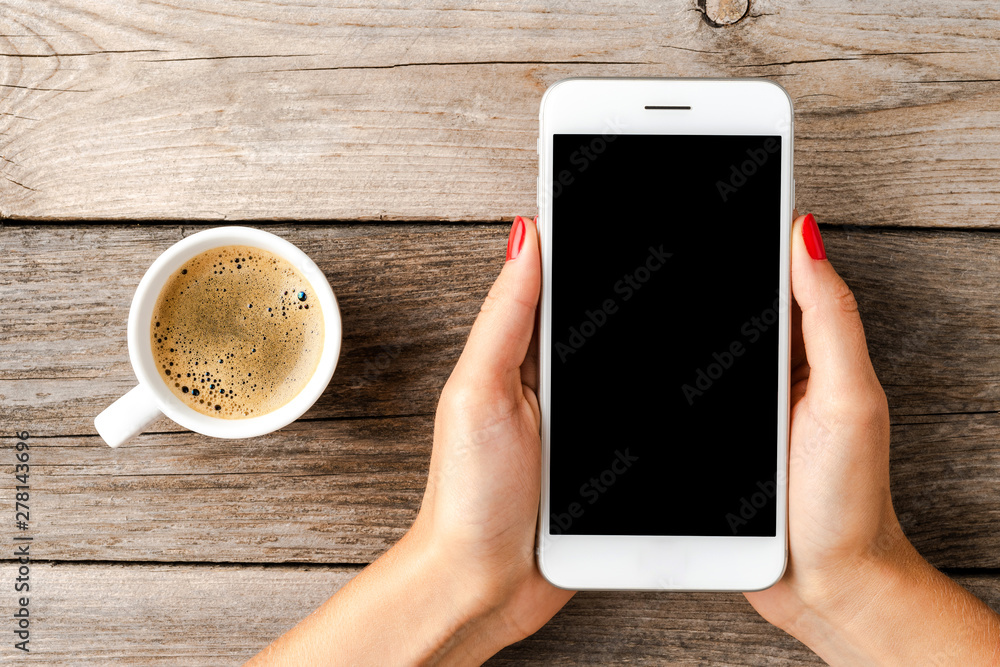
[777,523,922,663]
[801,521,917,618]
[781,523,1000,665]
[395,522,512,665]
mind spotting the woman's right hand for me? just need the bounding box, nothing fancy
[745,212,1000,664]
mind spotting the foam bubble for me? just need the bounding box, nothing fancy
[150,245,324,419]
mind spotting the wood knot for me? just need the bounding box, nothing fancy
[698,0,750,27]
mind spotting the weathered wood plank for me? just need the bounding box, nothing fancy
[9,225,1000,432]
[1,415,996,568]
[3,225,1000,567]
[4,420,431,564]
[828,228,1000,417]
[1,1,998,225]
[0,562,358,665]
[1,224,500,429]
[888,414,1000,569]
[2,561,997,665]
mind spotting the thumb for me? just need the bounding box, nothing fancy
[791,213,881,401]
[452,216,540,386]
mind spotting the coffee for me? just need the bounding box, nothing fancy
[150,245,324,419]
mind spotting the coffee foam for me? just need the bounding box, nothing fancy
[151,245,324,419]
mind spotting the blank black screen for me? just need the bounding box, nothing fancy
[548,134,781,537]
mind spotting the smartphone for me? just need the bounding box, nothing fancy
[536,78,792,591]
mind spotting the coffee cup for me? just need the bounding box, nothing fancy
[95,226,342,447]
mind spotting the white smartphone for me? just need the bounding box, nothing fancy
[536,78,792,591]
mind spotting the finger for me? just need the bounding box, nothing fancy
[790,213,881,401]
[453,216,541,387]
[521,231,541,396]
[789,296,806,372]
[520,309,539,395]
[520,306,542,426]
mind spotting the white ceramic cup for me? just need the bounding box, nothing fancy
[95,226,342,448]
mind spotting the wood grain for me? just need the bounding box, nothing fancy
[2,224,1000,567]
[8,421,431,565]
[2,561,996,665]
[1,223,500,429]
[4,415,997,568]
[0,1,998,225]
[3,4,999,661]
[9,225,1000,432]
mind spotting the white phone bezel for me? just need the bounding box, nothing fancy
[536,78,793,591]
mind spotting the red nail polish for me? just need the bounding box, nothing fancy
[802,213,826,260]
[507,216,526,261]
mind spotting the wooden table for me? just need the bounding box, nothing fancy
[3,1,999,663]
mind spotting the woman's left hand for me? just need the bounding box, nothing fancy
[408,213,574,656]
[247,215,572,666]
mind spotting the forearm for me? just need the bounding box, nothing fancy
[245,529,505,666]
[791,540,1000,665]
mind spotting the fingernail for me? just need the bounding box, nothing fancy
[802,213,826,260]
[507,216,526,261]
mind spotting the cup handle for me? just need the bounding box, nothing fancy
[95,384,163,448]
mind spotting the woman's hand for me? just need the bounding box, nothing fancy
[247,216,570,666]
[407,213,574,655]
[745,213,1000,664]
